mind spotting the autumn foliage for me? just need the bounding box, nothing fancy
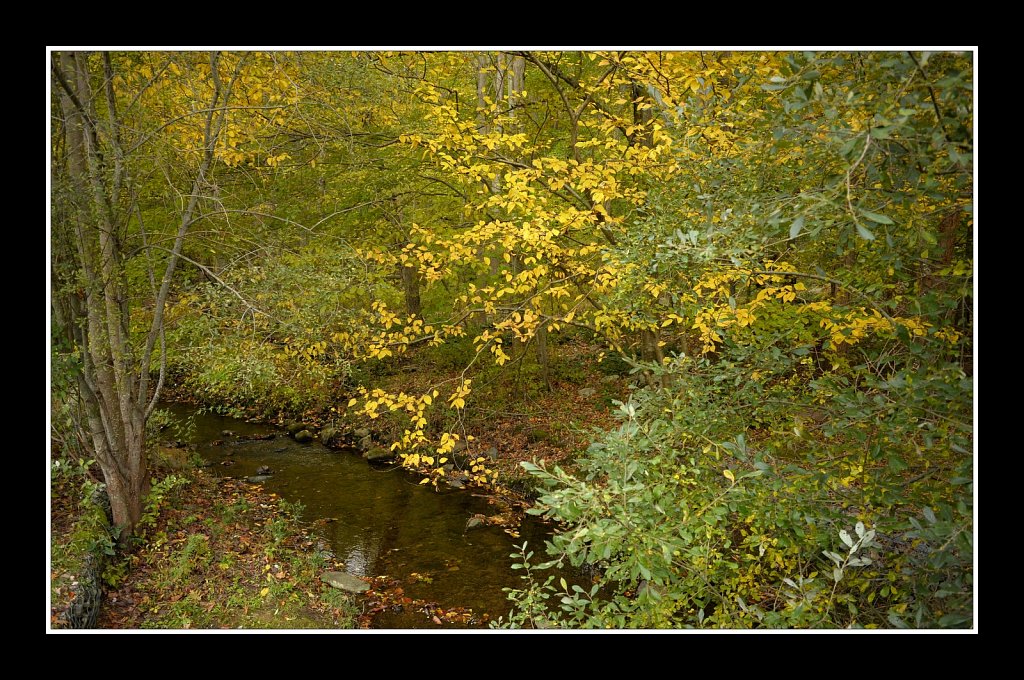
[52,50,973,628]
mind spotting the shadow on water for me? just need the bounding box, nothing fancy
[161,404,561,629]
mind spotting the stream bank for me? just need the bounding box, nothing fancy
[160,402,560,629]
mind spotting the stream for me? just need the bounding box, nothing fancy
[162,403,556,629]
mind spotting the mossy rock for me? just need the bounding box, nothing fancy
[152,445,191,470]
[294,429,314,443]
[286,421,307,435]
[526,427,552,444]
[364,446,394,463]
[319,427,339,446]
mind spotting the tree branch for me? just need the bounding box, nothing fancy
[750,270,897,324]
[907,51,952,143]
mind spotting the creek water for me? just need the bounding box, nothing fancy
[162,403,556,629]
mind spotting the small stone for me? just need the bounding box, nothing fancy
[465,515,485,531]
[221,429,236,437]
[321,571,369,593]
[245,475,271,483]
[364,446,394,463]
[256,465,272,475]
[358,435,373,451]
[286,421,306,435]
[354,427,371,439]
[294,430,313,443]
[485,446,499,461]
[578,387,597,397]
[602,374,618,383]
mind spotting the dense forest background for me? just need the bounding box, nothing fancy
[50,50,974,629]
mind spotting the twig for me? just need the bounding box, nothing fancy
[846,132,872,233]
[907,51,952,143]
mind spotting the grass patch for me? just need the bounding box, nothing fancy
[50,464,358,630]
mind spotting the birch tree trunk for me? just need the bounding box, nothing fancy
[51,50,228,536]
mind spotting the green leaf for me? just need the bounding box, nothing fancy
[860,210,894,225]
[856,224,876,240]
[888,612,909,629]
[560,577,568,591]
[789,216,805,239]
[839,529,853,547]
[923,506,937,524]
[888,456,909,473]
[938,612,972,627]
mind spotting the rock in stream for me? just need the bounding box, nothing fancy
[321,571,370,593]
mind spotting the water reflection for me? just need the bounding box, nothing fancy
[160,404,554,628]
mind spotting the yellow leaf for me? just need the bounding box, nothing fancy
[260,587,270,597]
[423,394,432,405]
[723,469,735,483]
[419,478,431,485]
[348,398,357,407]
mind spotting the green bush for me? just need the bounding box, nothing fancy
[501,346,972,629]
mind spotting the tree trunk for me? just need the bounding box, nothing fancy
[52,50,225,538]
[535,319,551,391]
[400,263,422,317]
[476,53,525,326]
[629,81,666,388]
[640,328,666,388]
[54,51,151,537]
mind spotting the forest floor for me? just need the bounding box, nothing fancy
[49,468,358,630]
